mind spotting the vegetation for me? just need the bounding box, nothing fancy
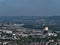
[23,24,60,31]
[49,25,60,31]
[23,24,42,29]
[15,35,58,45]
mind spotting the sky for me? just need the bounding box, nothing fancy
[0,0,60,16]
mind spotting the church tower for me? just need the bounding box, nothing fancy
[43,26,48,34]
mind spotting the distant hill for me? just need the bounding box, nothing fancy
[46,16,60,24]
[0,16,60,24]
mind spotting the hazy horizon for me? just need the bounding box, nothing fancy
[0,0,60,16]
